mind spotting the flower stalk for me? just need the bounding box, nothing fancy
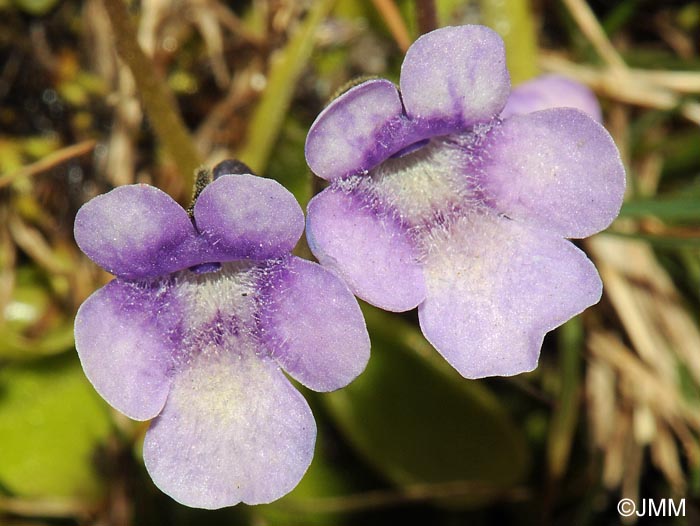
[101,0,203,193]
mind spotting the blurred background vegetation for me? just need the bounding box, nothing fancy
[0,0,699,524]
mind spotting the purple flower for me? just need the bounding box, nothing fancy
[305,26,625,379]
[73,169,370,509]
[501,73,603,122]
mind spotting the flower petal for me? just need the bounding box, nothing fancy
[481,108,625,238]
[74,185,198,279]
[262,256,370,392]
[194,174,304,261]
[400,25,510,126]
[418,214,601,379]
[74,279,172,420]
[500,74,602,122]
[143,351,315,509]
[305,79,406,181]
[306,188,426,312]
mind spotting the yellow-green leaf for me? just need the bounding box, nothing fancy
[0,355,112,498]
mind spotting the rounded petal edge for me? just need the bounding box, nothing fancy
[142,353,316,508]
[482,108,626,238]
[305,79,406,181]
[261,256,370,392]
[74,279,173,420]
[400,25,510,126]
[418,215,602,379]
[501,74,602,122]
[306,187,426,312]
[194,174,304,261]
[75,185,198,279]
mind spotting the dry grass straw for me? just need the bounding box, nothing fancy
[559,0,700,499]
[548,0,700,125]
[370,0,412,51]
[0,141,96,189]
[587,235,700,496]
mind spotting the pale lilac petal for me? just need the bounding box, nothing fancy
[481,108,625,238]
[194,174,304,261]
[74,279,172,420]
[305,79,406,181]
[500,74,602,122]
[74,185,198,279]
[306,188,426,312]
[400,25,510,125]
[143,352,315,509]
[418,214,601,379]
[262,257,370,392]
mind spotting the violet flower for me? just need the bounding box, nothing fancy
[305,26,625,379]
[74,166,369,509]
[501,73,603,122]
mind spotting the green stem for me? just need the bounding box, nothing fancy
[236,0,336,174]
[102,0,202,193]
[547,318,583,480]
[480,0,538,84]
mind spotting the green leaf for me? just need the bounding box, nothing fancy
[0,323,75,360]
[437,0,471,26]
[0,354,112,498]
[603,230,700,249]
[256,421,362,525]
[10,0,59,16]
[323,306,530,507]
[480,0,538,84]
[266,115,313,209]
[619,197,700,222]
[0,269,75,359]
[601,0,640,35]
[546,319,583,480]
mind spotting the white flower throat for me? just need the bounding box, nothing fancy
[361,129,496,243]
